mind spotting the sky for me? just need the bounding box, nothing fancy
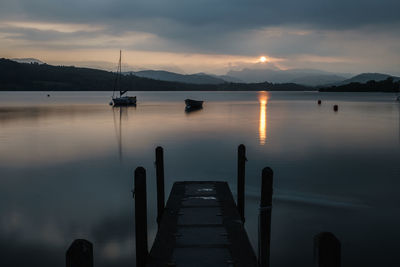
[0,0,400,75]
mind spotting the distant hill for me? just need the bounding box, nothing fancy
[11,58,45,64]
[129,70,227,84]
[215,75,243,83]
[226,68,348,86]
[0,58,312,91]
[337,73,400,85]
[319,77,400,92]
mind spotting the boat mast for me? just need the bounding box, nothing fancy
[118,50,128,97]
[112,50,122,98]
[118,50,122,97]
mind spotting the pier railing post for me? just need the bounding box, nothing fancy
[155,146,165,227]
[237,144,246,222]
[66,239,93,267]
[258,167,273,267]
[314,232,341,267]
[134,167,148,267]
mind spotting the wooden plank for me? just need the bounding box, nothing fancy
[146,181,258,267]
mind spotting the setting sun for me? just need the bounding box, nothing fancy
[259,56,267,63]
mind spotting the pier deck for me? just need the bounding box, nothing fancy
[65,145,341,267]
[146,181,258,267]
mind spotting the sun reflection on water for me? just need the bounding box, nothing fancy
[259,91,269,145]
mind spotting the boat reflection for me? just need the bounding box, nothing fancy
[112,106,132,161]
[258,91,269,145]
[185,106,203,114]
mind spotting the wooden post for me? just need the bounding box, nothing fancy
[66,239,93,267]
[237,144,246,222]
[258,167,273,267]
[135,167,148,267]
[156,146,165,227]
[333,105,339,112]
[314,232,341,267]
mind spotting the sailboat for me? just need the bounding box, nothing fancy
[112,50,136,106]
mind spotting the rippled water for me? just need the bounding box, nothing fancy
[0,91,399,266]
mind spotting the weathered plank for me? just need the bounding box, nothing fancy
[146,181,258,267]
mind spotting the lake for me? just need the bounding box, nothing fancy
[0,91,399,267]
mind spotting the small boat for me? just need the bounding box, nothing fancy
[185,99,203,110]
[113,96,137,106]
[112,50,136,106]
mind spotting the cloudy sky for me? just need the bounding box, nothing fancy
[0,0,400,75]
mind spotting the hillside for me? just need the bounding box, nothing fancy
[0,58,312,91]
[319,77,400,92]
[337,73,400,85]
[130,70,227,84]
[11,58,45,64]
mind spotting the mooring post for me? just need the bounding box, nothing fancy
[155,146,165,227]
[333,105,339,112]
[66,239,93,267]
[314,232,341,267]
[237,144,246,222]
[134,167,148,267]
[258,167,273,267]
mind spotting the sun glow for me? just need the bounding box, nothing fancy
[259,56,267,63]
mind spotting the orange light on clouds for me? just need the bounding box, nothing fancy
[0,19,286,74]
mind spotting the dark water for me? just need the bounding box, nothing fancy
[0,91,399,266]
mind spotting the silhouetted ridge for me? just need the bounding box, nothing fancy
[0,58,312,91]
[319,77,400,92]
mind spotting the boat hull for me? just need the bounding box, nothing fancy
[185,99,203,109]
[113,96,137,106]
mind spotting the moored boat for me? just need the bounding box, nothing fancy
[112,50,136,106]
[113,96,137,106]
[185,99,203,110]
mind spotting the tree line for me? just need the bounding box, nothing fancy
[319,77,400,92]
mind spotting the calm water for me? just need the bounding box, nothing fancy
[0,91,399,267]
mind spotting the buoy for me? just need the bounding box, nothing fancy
[318,100,321,105]
[47,94,50,97]
[333,105,338,112]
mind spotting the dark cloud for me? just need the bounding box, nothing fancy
[1,0,399,74]
[2,0,400,35]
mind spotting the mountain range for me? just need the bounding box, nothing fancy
[128,68,400,87]
[0,58,310,91]
[128,70,228,84]
[335,73,400,85]
[6,58,400,88]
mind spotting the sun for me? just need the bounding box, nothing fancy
[259,56,267,63]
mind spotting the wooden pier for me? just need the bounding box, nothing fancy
[146,181,258,266]
[66,145,341,267]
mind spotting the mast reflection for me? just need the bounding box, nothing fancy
[259,91,269,145]
[112,106,129,161]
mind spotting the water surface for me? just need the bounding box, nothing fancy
[0,91,399,266]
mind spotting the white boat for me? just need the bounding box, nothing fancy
[112,51,136,106]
